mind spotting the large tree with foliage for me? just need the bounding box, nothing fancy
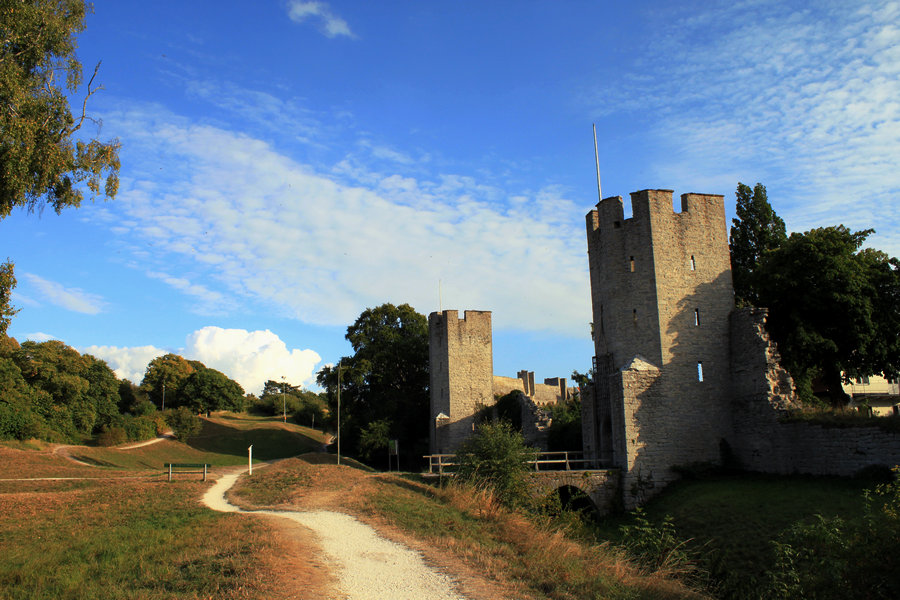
[139,353,195,409]
[756,226,900,404]
[177,366,244,414]
[0,260,17,335]
[317,303,429,467]
[730,182,787,307]
[0,0,119,219]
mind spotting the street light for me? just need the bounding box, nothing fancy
[337,360,341,466]
[281,375,286,423]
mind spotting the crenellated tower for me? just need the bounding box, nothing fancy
[583,189,735,506]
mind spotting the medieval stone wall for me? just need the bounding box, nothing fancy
[730,307,900,475]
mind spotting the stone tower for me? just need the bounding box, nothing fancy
[583,189,734,506]
[428,310,494,454]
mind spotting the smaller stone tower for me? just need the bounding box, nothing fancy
[429,310,494,454]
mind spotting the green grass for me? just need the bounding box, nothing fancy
[595,473,876,598]
[0,478,280,599]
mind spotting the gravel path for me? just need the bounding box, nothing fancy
[203,470,468,600]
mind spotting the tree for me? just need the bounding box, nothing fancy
[730,182,787,307]
[0,260,17,335]
[756,226,900,404]
[317,303,429,468]
[177,366,244,413]
[0,0,120,219]
[139,353,195,409]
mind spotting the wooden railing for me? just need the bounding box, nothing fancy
[424,451,590,475]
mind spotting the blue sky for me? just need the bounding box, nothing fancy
[2,0,898,395]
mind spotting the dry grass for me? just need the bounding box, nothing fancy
[228,456,708,600]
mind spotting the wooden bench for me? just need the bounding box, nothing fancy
[165,463,211,482]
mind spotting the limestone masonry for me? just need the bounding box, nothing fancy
[428,310,571,454]
[583,189,900,508]
[426,187,900,510]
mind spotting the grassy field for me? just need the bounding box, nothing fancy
[0,413,330,600]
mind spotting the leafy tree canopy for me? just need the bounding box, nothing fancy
[317,303,429,467]
[0,0,120,219]
[139,353,195,409]
[0,260,17,335]
[456,420,536,508]
[730,182,787,307]
[757,226,900,404]
[177,366,244,413]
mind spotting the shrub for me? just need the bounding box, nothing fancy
[455,420,536,508]
[164,407,202,441]
[97,426,127,447]
[766,468,900,598]
[123,415,157,441]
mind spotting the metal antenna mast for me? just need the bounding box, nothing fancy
[593,123,602,202]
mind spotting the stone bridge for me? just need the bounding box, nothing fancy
[526,469,620,515]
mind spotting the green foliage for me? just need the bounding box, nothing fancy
[0,260,18,335]
[95,425,126,447]
[139,353,195,409]
[317,303,429,468]
[177,366,244,413]
[253,380,326,427]
[358,418,391,462]
[5,340,121,439]
[729,182,787,307]
[455,420,536,508]
[164,406,202,441]
[756,226,900,404]
[618,508,698,578]
[547,392,582,452]
[765,470,900,599]
[0,0,120,219]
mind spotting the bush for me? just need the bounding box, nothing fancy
[97,426,127,447]
[766,468,900,599]
[164,407,202,441]
[455,421,536,508]
[123,415,157,441]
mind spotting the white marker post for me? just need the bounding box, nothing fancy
[248,445,253,475]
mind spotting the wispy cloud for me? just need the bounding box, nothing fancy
[286,1,355,39]
[99,105,590,337]
[23,274,106,314]
[146,271,235,315]
[589,0,900,257]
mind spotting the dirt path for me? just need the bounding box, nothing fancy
[203,469,468,600]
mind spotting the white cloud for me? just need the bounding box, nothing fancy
[102,106,591,337]
[183,326,321,395]
[589,0,900,258]
[24,332,57,343]
[84,327,321,395]
[287,1,354,39]
[23,274,106,314]
[82,344,167,383]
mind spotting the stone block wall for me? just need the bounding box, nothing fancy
[429,310,494,454]
[730,307,900,475]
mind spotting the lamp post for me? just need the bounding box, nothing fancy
[337,360,341,466]
[281,375,286,423]
[162,382,166,411]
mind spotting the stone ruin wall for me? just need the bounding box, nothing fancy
[730,307,900,476]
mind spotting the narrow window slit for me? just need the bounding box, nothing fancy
[630,256,635,272]
[697,362,704,382]
[694,308,700,326]
[690,255,696,271]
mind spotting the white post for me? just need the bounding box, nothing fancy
[248,445,253,475]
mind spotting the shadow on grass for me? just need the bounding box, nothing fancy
[186,419,322,461]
